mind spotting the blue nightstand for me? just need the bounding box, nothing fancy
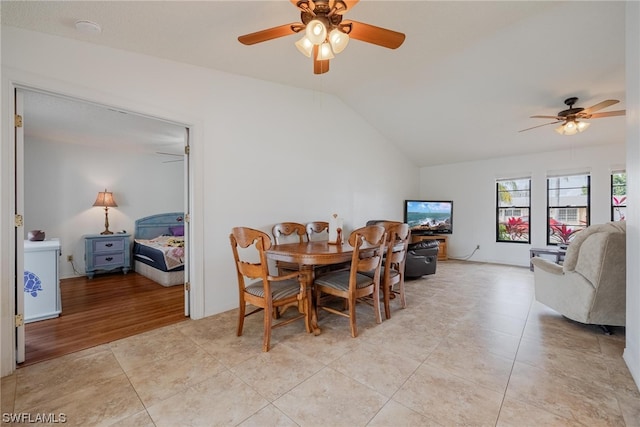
[84,233,131,278]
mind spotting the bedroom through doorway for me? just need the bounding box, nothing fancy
[17,88,191,365]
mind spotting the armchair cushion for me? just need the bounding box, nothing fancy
[405,242,438,278]
[408,240,439,251]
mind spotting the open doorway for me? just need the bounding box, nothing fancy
[18,88,190,365]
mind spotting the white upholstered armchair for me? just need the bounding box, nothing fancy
[532,221,626,329]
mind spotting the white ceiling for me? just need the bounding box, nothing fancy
[1,1,627,167]
[22,90,187,157]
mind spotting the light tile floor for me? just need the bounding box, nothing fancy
[2,261,640,426]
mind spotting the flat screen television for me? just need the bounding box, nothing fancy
[403,200,453,235]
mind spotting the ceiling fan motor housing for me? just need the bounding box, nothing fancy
[558,97,584,117]
[300,2,343,29]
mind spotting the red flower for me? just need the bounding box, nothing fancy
[549,218,582,244]
[505,217,529,239]
[613,196,627,206]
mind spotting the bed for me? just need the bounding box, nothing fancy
[133,212,185,287]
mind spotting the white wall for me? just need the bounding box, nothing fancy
[24,136,184,279]
[624,0,640,388]
[0,27,419,375]
[419,143,625,265]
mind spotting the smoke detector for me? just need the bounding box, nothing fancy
[74,20,102,34]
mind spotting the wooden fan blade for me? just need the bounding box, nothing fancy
[291,0,315,12]
[518,120,563,133]
[345,20,405,49]
[581,99,619,115]
[313,46,330,74]
[314,59,330,74]
[238,23,298,45]
[337,0,359,14]
[530,115,562,120]
[585,110,626,119]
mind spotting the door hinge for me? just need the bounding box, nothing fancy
[185,282,191,291]
[15,214,24,227]
[15,114,23,128]
[184,145,190,155]
[15,314,24,327]
[184,213,190,223]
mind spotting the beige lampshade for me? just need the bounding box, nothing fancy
[295,36,314,58]
[93,189,118,207]
[317,42,335,60]
[305,19,327,45]
[329,28,349,53]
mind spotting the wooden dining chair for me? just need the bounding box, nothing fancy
[379,222,411,319]
[272,222,307,274]
[272,222,307,244]
[313,225,387,337]
[229,227,310,352]
[306,221,329,241]
[306,220,351,274]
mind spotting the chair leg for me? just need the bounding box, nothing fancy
[373,284,382,325]
[263,306,273,352]
[398,279,406,309]
[237,302,246,337]
[383,283,391,320]
[348,297,358,338]
[315,287,322,319]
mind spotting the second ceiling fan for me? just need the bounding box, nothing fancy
[238,0,405,74]
[519,97,626,135]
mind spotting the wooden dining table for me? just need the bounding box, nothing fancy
[266,240,355,335]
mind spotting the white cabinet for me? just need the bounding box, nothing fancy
[24,239,61,323]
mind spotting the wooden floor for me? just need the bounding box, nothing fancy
[22,272,186,367]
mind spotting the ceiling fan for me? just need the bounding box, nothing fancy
[519,97,626,135]
[237,0,405,74]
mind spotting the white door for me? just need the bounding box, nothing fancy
[15,88,26,363]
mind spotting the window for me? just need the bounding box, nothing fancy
[611,171,627,221]
[496,178,530,243]
[547,174,590,245]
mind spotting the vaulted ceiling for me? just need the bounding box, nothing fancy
[1,1,627,167]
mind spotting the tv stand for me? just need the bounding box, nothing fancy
[411,234,448,260]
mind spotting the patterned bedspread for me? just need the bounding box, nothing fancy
[134,236,184,270]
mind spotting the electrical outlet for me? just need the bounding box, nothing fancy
[67,255,73,262]
[476,244,480,250]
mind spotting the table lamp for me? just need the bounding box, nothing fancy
[93,189,117,235]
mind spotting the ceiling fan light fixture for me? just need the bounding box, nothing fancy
[555,121,578,136]
[577,121,591,132]
[557,119,590,135]
[329,28,349,53]
[317,42,335,60]
[295,36,314,57]
[305,19,327,44]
